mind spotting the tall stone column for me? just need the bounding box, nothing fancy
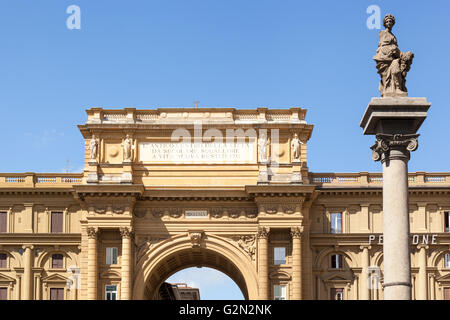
[417,245,428,300]
[291,227,303,300]
[257,227,269,300]
[120,227,133,300]
[87,227,98,300]
[377,134,415,299]
[360,245,370,300]
[22,245,34,300]
[361,97,430,300]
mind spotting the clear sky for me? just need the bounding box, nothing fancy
[1,1,449,299]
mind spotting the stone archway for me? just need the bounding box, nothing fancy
[133,233,259,300]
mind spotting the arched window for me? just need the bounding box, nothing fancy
[0,253,6,268]
[444,253,450,268]
[331,254,343,269]
[52,254,64,269]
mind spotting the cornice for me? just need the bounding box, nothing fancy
[0,233,81,244]
[73,184,145,201]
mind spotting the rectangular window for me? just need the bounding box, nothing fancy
[445,212,450,233]
[330,288,344,300]
[0,212,6,233]
[445,253,450,268]
[106,285,117,300]
[0,253,7,268]
[274,247,286,265]
[330,212,342,234]
[106,247,118,265]
[50,288,64,300]
[52,254,63,269]
[331,254,343,269]
[0,288,7,300]
[51,212,63,233]
[445,288,450,301]
[273,285,286,300]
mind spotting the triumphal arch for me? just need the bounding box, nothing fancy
[0,107,450,300]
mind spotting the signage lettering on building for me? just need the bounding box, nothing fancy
[368,234,438,245]
[185,210,208,218]
[139,141,255,164]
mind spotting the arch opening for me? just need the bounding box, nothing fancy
[143,247,249,300]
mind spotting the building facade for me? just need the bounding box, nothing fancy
[0,107,449,300]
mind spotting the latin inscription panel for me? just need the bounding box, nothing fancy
[139,141,256,164]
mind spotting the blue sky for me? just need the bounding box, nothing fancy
[1,1,449,299]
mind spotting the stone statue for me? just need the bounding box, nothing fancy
[258,131,269,162]
[291,133,303,161]
[89,135,99,161]
[373,14,414,97]
[123,134,133,162]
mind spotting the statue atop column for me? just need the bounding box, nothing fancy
[373,14,414,97]
[89,135,99,161]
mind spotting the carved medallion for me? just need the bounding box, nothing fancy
[189,232,204,248]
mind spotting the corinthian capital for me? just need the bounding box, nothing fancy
[87,227,98,239]
[290,227,303,239]
[370,133,419,162]
[257,227,270,239]
[119,227,134,239]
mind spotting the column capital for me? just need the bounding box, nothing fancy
[257,227,270,239]
[21,245,34,250]
[360,245,372,250]
[290,226,303,239]
[119,227,134,239]
[417,244,429,250]
[371,133,419,162]
[87,227,99,239]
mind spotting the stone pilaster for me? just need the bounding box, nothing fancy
[120,227,133,300]
[291,227,303,300]
[22,245,34,300]
[87,227,98,300]
[417,245,428,300]
[257,227,269,300]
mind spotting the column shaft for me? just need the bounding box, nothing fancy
[87,228,98,300]
[417,246,428,300]
[120,227,132,300]
[382,150,412,300]
[22,246,33,300]
[360,246,370,300]
[291,228,302,300]
[257,227,269,300]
